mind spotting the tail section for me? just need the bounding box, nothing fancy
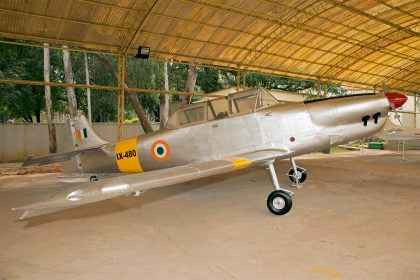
[68,115,109,150]
[23,116,109,172]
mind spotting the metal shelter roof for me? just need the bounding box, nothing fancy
[0,0,419,92]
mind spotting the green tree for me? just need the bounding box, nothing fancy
[0,44,45,122]
[196,67,224,93]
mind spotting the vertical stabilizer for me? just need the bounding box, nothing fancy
[68,116,109,150]
[62,116,110,173]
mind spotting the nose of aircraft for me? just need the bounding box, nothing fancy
[385,92,407,108]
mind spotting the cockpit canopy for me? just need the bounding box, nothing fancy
[166,87,278,128]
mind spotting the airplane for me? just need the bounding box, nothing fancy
[13,88,409,220]
[377,119,420,141]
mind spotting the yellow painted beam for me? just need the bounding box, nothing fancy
[151,50,418,94]
[0,39,117,56]
[126,87,225,98]
[0,7,129,31]
[0,31,119,53]
[117,54,123,141]
[0,78,227,98]
[0,78,119,91]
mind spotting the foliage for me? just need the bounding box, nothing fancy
[245,73,315,92]
[196,67,224,93]
[0,43,87,122]
[0,44,45,122]
[125,58,162,121]
[124,117,139,124]
[0,42,348,123]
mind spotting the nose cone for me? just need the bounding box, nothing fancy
[385,92,407,108]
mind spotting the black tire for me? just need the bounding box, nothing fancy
[90,175,98,182]
[267,190,293,215]
[288,166,307,184]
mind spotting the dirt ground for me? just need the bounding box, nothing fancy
[1,151,419,280]
[0,163,60,176]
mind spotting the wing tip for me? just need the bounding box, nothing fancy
[20,209,31,220]
[22,155,35,167]
[11,206,32,220]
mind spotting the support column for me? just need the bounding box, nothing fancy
[414,93,417,129]
[317,78,320,98]
[236,70,240,92]
[117,54,125,141]
[242,71,246,90]
[323,81,327,97]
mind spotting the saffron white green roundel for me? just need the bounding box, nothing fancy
[151,140,170,161]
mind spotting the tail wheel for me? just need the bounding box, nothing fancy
[267,190,293,215]
[288,166,307,184]
[89,175,98,182]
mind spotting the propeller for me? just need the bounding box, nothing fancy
[385,92,407,127]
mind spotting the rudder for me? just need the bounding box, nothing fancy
[68,115,109,150]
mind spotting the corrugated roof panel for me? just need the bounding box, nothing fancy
[0,0,418,92]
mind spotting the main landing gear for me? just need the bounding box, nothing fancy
[265,158,306,215]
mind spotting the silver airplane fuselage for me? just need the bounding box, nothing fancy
[80,94,390,174]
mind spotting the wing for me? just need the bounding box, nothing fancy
[13,149,290,219]
[376,120,420,141]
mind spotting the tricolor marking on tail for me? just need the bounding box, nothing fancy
[77,128,88,139]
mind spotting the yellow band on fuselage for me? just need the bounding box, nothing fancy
[115,137,143,173]
[225,157,252,169]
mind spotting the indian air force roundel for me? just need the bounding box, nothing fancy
[151,140,170,161]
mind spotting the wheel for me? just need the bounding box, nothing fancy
[267,190,293,215]
[89,175,98,182]
[288,166,307,184]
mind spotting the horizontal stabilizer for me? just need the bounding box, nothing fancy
[23,150,81,166]
[22,146,103,167]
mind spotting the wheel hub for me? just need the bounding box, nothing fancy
[272,197,285,210]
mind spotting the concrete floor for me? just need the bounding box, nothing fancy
[1,151,419,280]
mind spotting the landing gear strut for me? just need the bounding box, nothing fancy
[266,161,293,215]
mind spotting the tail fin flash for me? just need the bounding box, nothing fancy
[69,116,109,150]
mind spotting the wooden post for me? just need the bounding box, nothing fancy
[117,54,125,141]
[414,93,417,129]
[242,72,246,90]
[236,70,240,92]
[323,81,327,97]
[317,78,320,98]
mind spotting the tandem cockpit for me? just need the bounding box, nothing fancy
[166,87,279,128]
